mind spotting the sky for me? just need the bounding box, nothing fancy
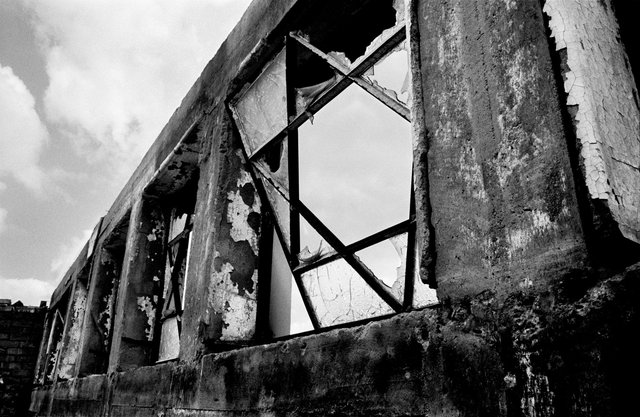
[0,0,252,306]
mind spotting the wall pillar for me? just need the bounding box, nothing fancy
[417,0,588,301]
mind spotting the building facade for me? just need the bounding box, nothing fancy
[30,0,640,416]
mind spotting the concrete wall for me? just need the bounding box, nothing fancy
[29,0,640,416]
[0,300,46,417]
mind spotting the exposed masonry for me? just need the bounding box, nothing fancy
[545,0,640,243]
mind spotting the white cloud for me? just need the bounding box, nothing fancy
[27,0,252,181]
[50,228,93,280]
[0,276,56,306]
[0,207,7,235]
[0,63,48,192]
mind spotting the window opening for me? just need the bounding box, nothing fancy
[157,206,194,362]
[74,212,128,377]
[39,292,69,384]
[229,0,436,335]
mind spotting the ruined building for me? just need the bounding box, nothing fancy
[29,0,640,416]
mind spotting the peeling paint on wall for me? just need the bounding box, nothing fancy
[545,0,640,243]
[208,258,257,341]
[226,163,261,255]
[136,296,156,342]
[57,284,87,380]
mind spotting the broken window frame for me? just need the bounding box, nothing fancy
[154,203,196,362]
[230,18,420,332]
[38,292,70,384]
[159,211,193,334]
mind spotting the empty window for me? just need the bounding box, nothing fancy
[39,294,68,384]
[156,202,195,361]
[230,0,436,337]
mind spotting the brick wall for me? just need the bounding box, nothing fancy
[0,300,46,417]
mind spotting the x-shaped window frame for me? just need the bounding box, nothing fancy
[231,23,418,330]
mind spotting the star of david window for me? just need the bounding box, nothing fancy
[229,2,436,336]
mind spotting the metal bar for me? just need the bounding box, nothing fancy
[349,25,407,77]
[168,222,189,335]
[351,77,410,121]
[296,201,403,312]
[253,160,405,313]
[167,223,193,247]
[249,75,352,162]
[293,219,412,274]
[403,174,417,310]
[290,32,410,121]
[249,164,321,330]
[55,308,65,325]
[286,37,320,330]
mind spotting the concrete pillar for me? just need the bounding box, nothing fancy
[416,0,588,301]
[180,109,263,362]
[77,234,127,376]
[107,198,165,372]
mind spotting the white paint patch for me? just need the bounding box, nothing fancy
[507,210,558,259]
[208,260,233,301]
[226,168,261,255]
[220,292,257,341]
[458,146,488,201]
[208,259,257,341]
[136,296,156,341]
[545,0,640,243]
[57,284,87,379]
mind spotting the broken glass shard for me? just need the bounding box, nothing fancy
[254,138,289,196]
[291,41,341,117]
[298,84,412,245]
[363,40,410,104]
[355,233,407,303]
[300,259,393,327]
[297,216,332,266]
[350,0,407,70]
[231,49,287,156]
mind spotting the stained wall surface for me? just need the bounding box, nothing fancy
[28,0,640,416]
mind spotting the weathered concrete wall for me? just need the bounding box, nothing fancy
[0,300,46,417]
[419,0,588,302]
[29,262,640,416]
[180,108,263,362]
[28,0,640,415]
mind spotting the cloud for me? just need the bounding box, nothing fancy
[50,228,93,280]
[27,0,252,181]
[0,63,48,192]
[0,276,56,306]
[0,207,6,235]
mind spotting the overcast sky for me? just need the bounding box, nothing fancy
[0,0,252,306]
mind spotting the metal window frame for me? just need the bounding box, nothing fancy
[230,23,417,332]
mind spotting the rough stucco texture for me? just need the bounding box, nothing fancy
[29,262,640,417]
[544,0,640,244]
[418,0,586,301]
